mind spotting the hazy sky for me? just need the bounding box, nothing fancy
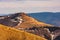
[0,0,60,14]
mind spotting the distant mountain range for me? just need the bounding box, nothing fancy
[28,12,60,26]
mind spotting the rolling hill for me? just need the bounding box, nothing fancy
[0,24,47,40]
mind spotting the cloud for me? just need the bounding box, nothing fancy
[0,1,60,13]
[0,1,60,7]
[17,0,60,1]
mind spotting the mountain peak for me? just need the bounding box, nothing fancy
[15,12,54,28]
[15,12,27,16]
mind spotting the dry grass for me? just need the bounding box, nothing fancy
[15,13,53,28]
[0,24,47,40]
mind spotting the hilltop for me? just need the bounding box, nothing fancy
[15,13,53,28]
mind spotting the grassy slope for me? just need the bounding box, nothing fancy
[0,24,47,40]
[16,13,53,28]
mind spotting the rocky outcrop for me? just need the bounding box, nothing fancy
[25,27,60,40]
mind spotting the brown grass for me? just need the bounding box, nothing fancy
[0,24,47,40]
[15,13,53,28]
